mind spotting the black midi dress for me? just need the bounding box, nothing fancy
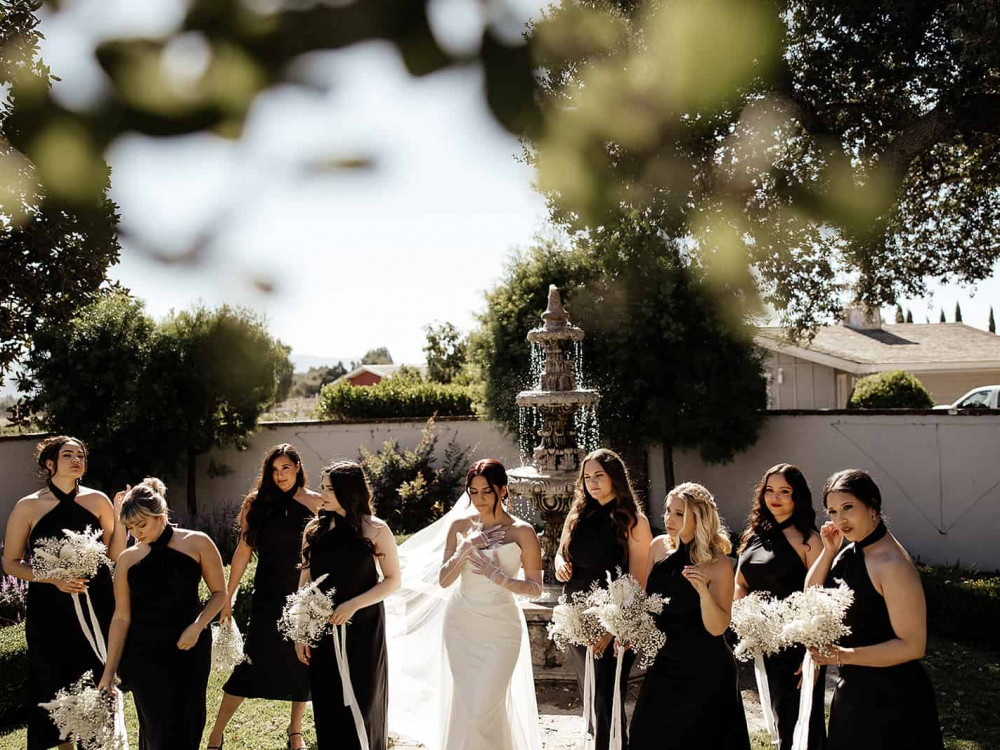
[739,517,826,750]
[223,489,312,701]
[308,513,388,750]
[120,525,211,750]
[824,522,943,750]
[563,498,635,750]
[629,541,752,750]
[25,483,115,750]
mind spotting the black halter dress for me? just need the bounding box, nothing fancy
[121,525,212,750]
[224,488,313,701]
[563,498,635,750]
[738,517,826,750]
[629,541,751,750]
[307,513,388,750]
[824,522,943,750]
[25,482,114,750]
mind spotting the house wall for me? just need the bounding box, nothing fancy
[911,369,1000,406]
[762,352,839,409]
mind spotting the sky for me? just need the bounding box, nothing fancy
[32,0,1000,370]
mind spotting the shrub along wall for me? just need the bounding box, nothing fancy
[317,379,476,420]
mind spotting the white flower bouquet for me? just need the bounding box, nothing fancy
[730,591,786,662]
[581,569,669,750]
[38,671,126,750]
[584,569,668,670]
[781,581,855,750]
[730,591,789,746]
[211,618,249,673]
[547,589,605,652]
[32,526,111,663]
[278,574,337,647]
[31,526,110,582]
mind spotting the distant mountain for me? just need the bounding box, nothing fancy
[290,353,355,374]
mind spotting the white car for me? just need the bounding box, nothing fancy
[934,386,1000,410]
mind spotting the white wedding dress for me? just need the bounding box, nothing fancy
[386,497,542,750]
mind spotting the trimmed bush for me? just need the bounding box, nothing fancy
[317,377,476,421]
[0,623,27,726]
[919,562,1000,649]
[848,370,934,409]
[360,417,470,534]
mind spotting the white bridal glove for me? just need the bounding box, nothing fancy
[468,548,543,598]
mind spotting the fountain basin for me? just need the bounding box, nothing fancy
[527,327,585,344]
[515,390,600,408]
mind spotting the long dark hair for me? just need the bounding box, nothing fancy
[465,459,508,516]
[560,448,642,561]
[35,435,88,481]
[242,443,306,547]
[301,461,378,570]
[822,469,883,515]
[739,463,817,553]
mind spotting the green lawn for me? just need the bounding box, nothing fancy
[0,668,317,750]
[2,635,996,749]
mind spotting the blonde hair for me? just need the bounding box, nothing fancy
[120,477,169,526]
[665,482,731,566]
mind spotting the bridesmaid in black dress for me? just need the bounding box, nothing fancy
[294,461,400,750]
[1,436,125,750]
[98,477,227,750]
[207,444,320,750]
[629,482,751,750]
[735,464,825,750]
[805,469,943,750]
[554,449,652,750]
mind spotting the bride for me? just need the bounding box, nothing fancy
[386,458,543,750]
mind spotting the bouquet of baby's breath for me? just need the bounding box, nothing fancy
[782,581,855,750]
[547,588,605,652]
[730,591,786,662]
[212,618,249,672]
[31,527,110,581]
[278,574,337,647]
[38,671,124,750]
[584,568,668,670]
[780,580,854,652]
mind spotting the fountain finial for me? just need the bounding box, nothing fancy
[541,285,570,331]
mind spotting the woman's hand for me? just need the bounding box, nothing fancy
[794,658,822,688]
[590,631,614,659]
[330,601,358,626]
[808,645,850,667]
[681,565,710,596]
[219,598,233,625]
[176,622,202,650]
[47,576,88,594]
[554,555,573,583]
[97,671,117,697]
[614,640,631,657]
[112,485,131,518]
[295,642,311,666]
[820,521,843,556]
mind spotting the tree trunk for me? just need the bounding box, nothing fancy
[662,443,676,493]
[186,448,198,516]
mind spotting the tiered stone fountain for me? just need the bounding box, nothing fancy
[510,285,599,680]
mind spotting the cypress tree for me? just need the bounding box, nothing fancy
[955,302,963,322]
[940,309,947,323]
[895,304,905,323]
[905,309,913,323]
[990,307,996,334]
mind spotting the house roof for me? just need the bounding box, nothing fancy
[337,364,426,383]
[755,323,1000,374]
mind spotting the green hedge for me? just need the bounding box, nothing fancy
[848,370,934,409]
[317,378,476,420]
[919,562,1000,649]
[0,624,26,726]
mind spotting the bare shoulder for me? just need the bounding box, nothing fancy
[77,487,112,513]
[116,545,143,570]
[649,535,670,563]
[363,514,393,538]
[708,554,735,575]
[870,543,919,586]
[447,515,474,537]
[630,514,652,539]
[301,488,323,502]
[508,520,539,546]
